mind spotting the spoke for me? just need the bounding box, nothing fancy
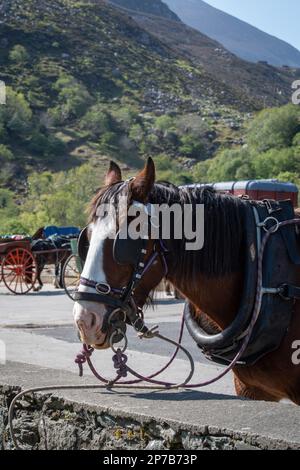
[14,276,19,293]
[23,258,33,267]
[24,268,36,275]
[20,249,26,266]
[3,266,16,273]
[20,276,24,294]
[8,273,17,287]
[6,254,15,265]
[67,265,79,275]
[67,279,79,288]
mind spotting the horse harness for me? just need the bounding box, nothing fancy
[75,198,300,367]
[185,198,300,366]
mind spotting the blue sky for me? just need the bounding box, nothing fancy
[204,0,300,51]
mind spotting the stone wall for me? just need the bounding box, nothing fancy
[0,385,259,450]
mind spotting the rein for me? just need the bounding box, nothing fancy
[8,218,300,450]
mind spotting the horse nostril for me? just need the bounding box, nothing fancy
[77,320,86,334]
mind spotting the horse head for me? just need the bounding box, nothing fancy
[73,158,168,349]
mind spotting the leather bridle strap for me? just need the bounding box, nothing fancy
[74,239,169,337]
[73,291,125,310]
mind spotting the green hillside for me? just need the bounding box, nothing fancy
[0,0,257,194]
[0,0,299,234]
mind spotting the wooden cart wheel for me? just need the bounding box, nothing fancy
[1,248,37,295]
[62,254,82,300]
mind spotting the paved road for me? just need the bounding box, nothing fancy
[0,285,235,396]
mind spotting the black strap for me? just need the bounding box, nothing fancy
[280,284,300,300]
[74,292,124,309]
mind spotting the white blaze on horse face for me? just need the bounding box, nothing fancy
[80,215,114,288]
[73,214,116,344]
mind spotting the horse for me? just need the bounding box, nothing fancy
[33,250,70,291]
[73,158,300,404]
[31,228,70,291]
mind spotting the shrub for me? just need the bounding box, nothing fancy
[179,134,205,158]
[80,105,112,138]
[154,115,175,133]
[0,144,13,163]
[52,74,92,122]
[9,45,29,64]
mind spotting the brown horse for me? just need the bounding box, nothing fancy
[73,158,300,404]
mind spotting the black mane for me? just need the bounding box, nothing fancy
[150,183,246,280]
[90,181,247,280]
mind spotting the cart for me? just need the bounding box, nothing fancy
[0,234,75,295]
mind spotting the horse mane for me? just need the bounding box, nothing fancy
[89,181,247,280]
[150,183,246,280]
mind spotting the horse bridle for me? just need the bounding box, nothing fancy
[73,204,169,345]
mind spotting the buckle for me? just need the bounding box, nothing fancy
[257,217,280,233]
[95,283,111,295]
[263,199,282,215]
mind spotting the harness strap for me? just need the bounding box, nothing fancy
[74,291,124,309]
[280,284,300,300]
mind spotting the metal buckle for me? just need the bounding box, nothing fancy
[278,284,292,301]
[258,217,280,233]
[263,199,281,215]
[95,283,111,295]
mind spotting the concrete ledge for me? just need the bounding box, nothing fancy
[1,362,300,450]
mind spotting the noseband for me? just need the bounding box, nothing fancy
[74,206,169,344]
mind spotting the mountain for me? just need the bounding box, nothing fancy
[0,0,298,196]
[107,0,298,107]
[0,0,259,192]
[110,0,180,21]
[163,0,300,67]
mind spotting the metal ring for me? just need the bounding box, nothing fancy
[110,329,128,354]
[278,284,292,301]
[95,283,111,295]
[108,309,127,326]
[261,217,280,233]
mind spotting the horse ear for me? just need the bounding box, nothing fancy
[105,161,122,186]
[130,157,156,202]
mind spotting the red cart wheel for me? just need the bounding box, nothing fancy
[1,248,37,295]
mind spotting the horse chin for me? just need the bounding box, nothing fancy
[92,337,110,350]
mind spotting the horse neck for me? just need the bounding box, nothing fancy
[168,271,243,329]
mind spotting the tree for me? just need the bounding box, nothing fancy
[0,144,13,163]
[0,87,33,137]
[247,104,300,153]
[205,148,253,182]
[0,189,20,234]
[251,148,300,179]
